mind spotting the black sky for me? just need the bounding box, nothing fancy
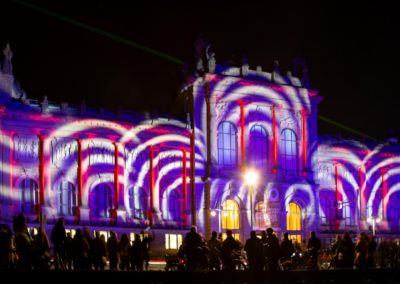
[0,0,399,141]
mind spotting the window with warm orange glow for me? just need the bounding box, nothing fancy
[222,199,240,229]
[287,202,301,231]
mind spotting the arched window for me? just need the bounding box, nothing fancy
[287,202,302,242]
[57,181,77,216]
[218,122,237,166]
[163,189,181,221]
[255,201,267,229]
[248,125,268,169]
[20,178,39,214]
[129,186,148,219]
[91,184,113,218]
[222,199,240,230]
[281,128,298,173]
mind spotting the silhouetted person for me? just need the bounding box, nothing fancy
[280,232,294,259]
[64,232,73,270]
[244,231,264,272]
[50,218,66,264]
[307,231,321,268]
[71,229,90,271]
[355,233,368,269]
[337,232,355,268]
[221,230,242,271]
[32,226,50,269]
[13,214,33,270]
[184,226,202,271]
[265,227,280,271]
[207,231,222,270]
[118,233,131,271]
[366,235,377,268]
[330,234,342,268]
[142,234,151,271]
[107,231,119,271]
[92,231,107,271]
[82,226,93,270]
[130,234,144,271]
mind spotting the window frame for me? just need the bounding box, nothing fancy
[281,128,298,174]
[21,178,39,214]
[217,121,238,167]
[248,125,268,169]
[57,181,77,216]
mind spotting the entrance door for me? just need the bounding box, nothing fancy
[221,199,241,241]
[287,202,302,243]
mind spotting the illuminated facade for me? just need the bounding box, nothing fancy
[1,43,400,255]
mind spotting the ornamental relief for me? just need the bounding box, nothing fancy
[317,163,334,185]
[126,146,149,171]
[51,137,78,166]
[88,140,115,166]
[249,105,269,122]
[215,100,228,121]
[19,166,38,177]
[13,135,39,162]
[279,109,298,131]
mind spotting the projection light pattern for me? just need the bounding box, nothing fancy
[0,115,205,226]
[316,139,400,230]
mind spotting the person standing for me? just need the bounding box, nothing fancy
[265,228,280,271]
[183,226,202,271]
[244,231,264,272]
[50,218,66,265]
[280,232,294,260]
[207,231,222,270]
[107,231,119,271]
[307,231,321,269]
[221,230,242,271]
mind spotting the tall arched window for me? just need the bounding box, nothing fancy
[58,181,77,216]
[91,184,113,218]
[20,178,39,214]
[255,201,267,229]
[248,125,268,169]
[281,128,298,173]
[222,199,240,229]
[162,188,181,221]
[218,122,237,167]
[287,202,302,242]
[129,186,148,219]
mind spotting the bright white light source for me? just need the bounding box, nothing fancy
[244,170,258,187]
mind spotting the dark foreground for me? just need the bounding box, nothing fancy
[2,269,400,284]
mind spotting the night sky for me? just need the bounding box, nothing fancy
[0,0,399,141]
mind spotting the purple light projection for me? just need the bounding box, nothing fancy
[1,42,400,252]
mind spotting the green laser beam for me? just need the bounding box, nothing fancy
[318,115,379,141]
[9,0,184,65]
[8,1,379,141]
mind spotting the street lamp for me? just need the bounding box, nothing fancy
[367,216,381,236]
[244,169,258,232]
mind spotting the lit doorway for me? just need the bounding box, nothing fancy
[287,202,302,243]
[221,199,241,241]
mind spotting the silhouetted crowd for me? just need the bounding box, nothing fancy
[171,226,400,271]
[2,214,400,271]
[0,214,151,271]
